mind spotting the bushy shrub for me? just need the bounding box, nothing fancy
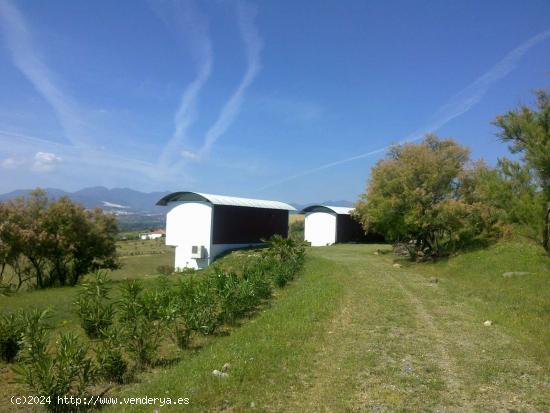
[15,311,95,412]
[243,261,272,300]
[161,292,192,350]
[262,236,306,287]
[289,219,305,241]
[191,276,221,335]
[118,280,161,368]
[140,276,173,321]
[0,311,23,363]
[74,272,114,339]
[18,309,51,363]
[96,328,128,384]
[211,269,257,324]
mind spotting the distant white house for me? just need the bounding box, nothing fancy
[156,191,295,270]
[139,229,166,240]
[302,205,367,246]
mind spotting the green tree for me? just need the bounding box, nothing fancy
[494,90,550,253]
[354,135,498,258]
[0,189,120,289]
[460,159,543,242]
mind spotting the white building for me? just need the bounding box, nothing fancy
[157,191,296,270]
[139,229,165,240]
[302,205,367,246]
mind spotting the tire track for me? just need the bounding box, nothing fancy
[382,265,475,412]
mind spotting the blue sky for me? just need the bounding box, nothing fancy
[0,0,549,204]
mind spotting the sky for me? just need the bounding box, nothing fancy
[0,0,549,204]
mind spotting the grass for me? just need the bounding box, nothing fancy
[116,238,172,257]
[413,240,550,369]
[106,240,549,412]
[1,238,549,411]
[103,255,344,412]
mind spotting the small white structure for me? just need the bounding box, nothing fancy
[302,205,369,247]
[139,229,165,240]
[303,205,353,246]
[157,192,295,270]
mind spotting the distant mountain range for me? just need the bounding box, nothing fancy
[0,187,354,229]
[0,187,171,230]
[0,186,170,215]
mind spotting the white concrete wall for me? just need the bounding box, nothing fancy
[165,202,213,270]
[304,211,337,246]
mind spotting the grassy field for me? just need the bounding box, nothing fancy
[0,240,175,315]
[103,240,550,412]
[0,239,175,288]
[1,239,550,412]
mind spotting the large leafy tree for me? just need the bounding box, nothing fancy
[460,158,543,243]
[494,90,550,253]
[0,189,119,289]
[354,135,498,257]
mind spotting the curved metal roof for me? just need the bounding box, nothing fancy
[156,191,296,211]
[301,205,354,215]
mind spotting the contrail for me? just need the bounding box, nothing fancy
[198,0,263,157]
[0,0,90,148]
[258,28,550,192]
[154,0,213,169]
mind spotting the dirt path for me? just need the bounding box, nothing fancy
[284,245,549,412]
[385,268,474,411]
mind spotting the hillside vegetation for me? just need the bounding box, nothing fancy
[0,237,306,412]
[96,240,550,412]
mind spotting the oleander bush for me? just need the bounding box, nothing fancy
[16,332,95,412]
[190,275,222,335]
[213,269,253,324]
[74,272,114,339]
[14,309,96,412]
[96,328,128,384]
[118,280,162,368]
[243,261,273,300]
[0,311,23,363]
[161,289,193,350]
[140,276,172,321]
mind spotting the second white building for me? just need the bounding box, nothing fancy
[302,205,366,246]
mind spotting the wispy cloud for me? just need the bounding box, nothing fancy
[198,1,263,157]
[153,0,213,169]
[32,151,61,173]
[258,28,550,191]
[0,0,89,147]
[0,156,24,170]
[0,129,158,177]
